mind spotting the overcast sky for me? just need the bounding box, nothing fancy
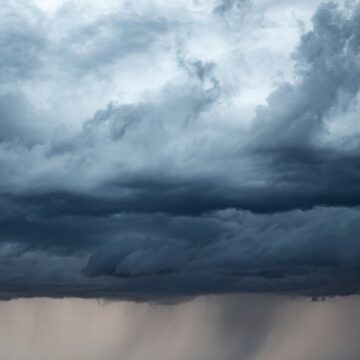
[1,0,360,300]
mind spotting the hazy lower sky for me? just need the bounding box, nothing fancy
[1,295,360,360]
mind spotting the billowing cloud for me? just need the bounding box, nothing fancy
[0,0,360,299]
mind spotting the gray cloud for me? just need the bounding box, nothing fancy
[0,1,45,82]
[0,206,360,299]
[0,0,360,299]
[53,11,173,76]
[213,0,250,15]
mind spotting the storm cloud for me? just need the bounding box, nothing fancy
[0,0,360,299]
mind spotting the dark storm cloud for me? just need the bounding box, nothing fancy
[0,1,360,299]
[16,1,360,215]
[1,206,360,299]
[253,2,360,151]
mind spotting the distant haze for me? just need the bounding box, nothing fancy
[1,295,360,360]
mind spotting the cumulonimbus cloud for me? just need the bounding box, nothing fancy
[0,0,360,299]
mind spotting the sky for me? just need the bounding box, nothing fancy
[1,0,360,298]
[1,0,360,300]
[2,0,360,359]
[2,295,360,360]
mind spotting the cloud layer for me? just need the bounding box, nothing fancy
[1,0,360,299]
